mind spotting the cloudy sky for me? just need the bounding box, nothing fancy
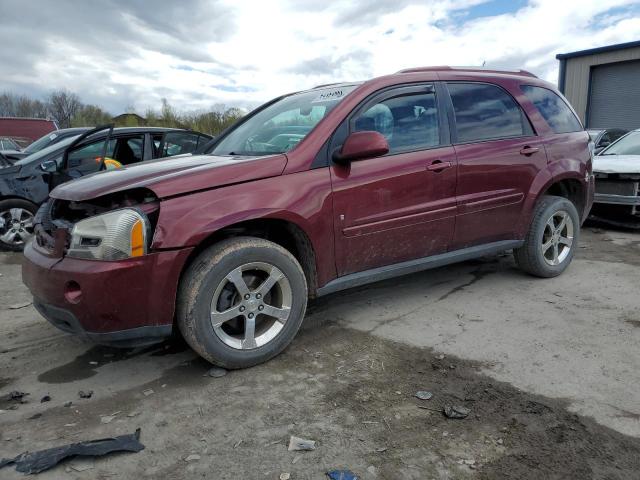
[1,0,639,114]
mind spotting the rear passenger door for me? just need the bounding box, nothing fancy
[445,82,548,249]
[330,83,458,276]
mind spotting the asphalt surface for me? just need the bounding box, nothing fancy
[0,226,639,479]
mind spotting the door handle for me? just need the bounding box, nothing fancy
[426,160,452,172]
[519,146,540,156]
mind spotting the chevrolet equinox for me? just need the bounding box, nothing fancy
[22,67,594,368]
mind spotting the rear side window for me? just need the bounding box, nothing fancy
[447,82,529,143]
[521,85,582,134]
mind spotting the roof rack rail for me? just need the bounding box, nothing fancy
[396,66,538,78]
[313,82,343,89]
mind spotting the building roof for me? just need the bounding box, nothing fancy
[556,40,640,60]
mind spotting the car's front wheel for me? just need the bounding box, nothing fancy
[0,199,37,251]
[514,195,580,278]
[177,237,308,368]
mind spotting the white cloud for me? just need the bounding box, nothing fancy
[0,0,639,113]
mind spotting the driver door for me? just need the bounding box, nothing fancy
[330,84,458,276]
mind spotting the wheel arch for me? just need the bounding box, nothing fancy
[175,216,319,300]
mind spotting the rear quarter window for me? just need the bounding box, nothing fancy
[521,85,582,134]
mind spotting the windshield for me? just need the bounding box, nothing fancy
[599,130,640,156]
[211,85,358,156]
[23,131,61,154]
[14,135,80,165]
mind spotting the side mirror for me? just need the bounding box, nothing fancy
[334,131,389,163]
[39,160,58,173]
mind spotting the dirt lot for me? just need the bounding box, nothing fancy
[1,226,639,479]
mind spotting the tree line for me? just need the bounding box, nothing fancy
[0,90,244,136]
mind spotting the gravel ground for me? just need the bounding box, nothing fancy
[0,226,639,479]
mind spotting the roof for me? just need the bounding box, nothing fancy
[556,40,640,60]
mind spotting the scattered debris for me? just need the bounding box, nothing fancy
[436,354,445,360]
[327,470,358,480]
[291,455,303,464]
[142,389,154,397]
[64,423,78,427]
[367,465,377,475]
[288,436,316,451]
[0,429,145,475]
[184,454,201,462]
[40,395,51,403]
[78,390,94,399]
[6,391,29,403]
[9,301,32,310]
[233,440,243,449]
[279,473,291,480]
[63,401,73,408]
[100,415,116,424]
[497,438,504,445]
[206,367,228,378]
[375,447,387,453]
[443,405,470,419]
[127,411,141,418]
[415,391,433,400]
[28,413,42,420]
[89,361,99,366]
[68,459,94,472]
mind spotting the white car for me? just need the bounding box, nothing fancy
[592,128,640,225]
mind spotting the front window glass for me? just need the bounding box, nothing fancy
[353,90,440,153]
[521,85,582,134]
[212,85,358,156]
[599,131,640,156]
[448,83,529,143]
[160,132,202,157]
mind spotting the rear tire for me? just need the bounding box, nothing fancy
[0,199,37,251]
[514,195,580,278]
[177,236,308,369]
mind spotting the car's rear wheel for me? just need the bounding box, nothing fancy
[177,237,308,368]
[514,195,580,278]
[0,199,37,251]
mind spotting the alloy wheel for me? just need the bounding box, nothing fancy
[0,208,34,247]
[210,262,292,350]
[541,210,574,266]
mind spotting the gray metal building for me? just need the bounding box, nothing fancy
[557,40,640,130]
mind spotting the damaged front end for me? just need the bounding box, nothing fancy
[33,188,160,259]
[591,172,640,228]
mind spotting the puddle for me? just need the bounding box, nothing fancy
[37,338,189,384]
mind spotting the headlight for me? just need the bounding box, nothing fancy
[68,208,149,260]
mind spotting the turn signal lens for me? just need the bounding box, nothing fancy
[130,219,144,257]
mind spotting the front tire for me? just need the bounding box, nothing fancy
[177,237,308,368]
[514,195,580,278]
[0,199,37,251]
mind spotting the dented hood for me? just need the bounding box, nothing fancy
[50,154,287,201]
[593,154,640,174]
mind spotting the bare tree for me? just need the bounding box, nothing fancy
[47,90,81,128]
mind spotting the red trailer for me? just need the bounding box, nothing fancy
[0,117,58,147]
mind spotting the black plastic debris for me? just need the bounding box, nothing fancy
[6,391,29,403]
[0,429,145,474]
[40,395,51,403]
[327,470,358,480]
[78,390,94,399]
[443,405,470,419]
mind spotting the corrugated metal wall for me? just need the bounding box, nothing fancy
[562,47,640,125]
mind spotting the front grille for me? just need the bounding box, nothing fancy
[595,180,639,197]
[33,200,71,256]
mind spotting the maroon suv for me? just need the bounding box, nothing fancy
[22,67,594,368]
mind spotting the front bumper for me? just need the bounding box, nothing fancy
[22,242,194,347]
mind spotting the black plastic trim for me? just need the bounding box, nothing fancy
[33,300,172,348]
[316,240,524,297]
